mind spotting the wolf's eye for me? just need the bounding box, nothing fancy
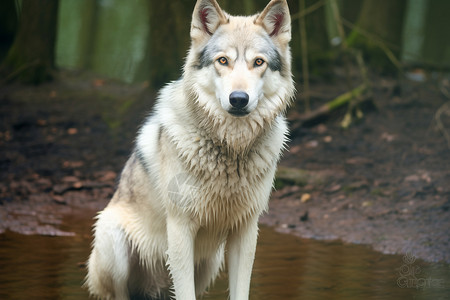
[254,58,265,67]
[218,57,228,66]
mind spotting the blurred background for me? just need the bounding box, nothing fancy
[0,1,450,299]
[2,0,450,85]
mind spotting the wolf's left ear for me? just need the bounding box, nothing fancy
[191,0,227,43]
[255,0,291,43]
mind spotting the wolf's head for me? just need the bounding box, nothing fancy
[183,0,294,149]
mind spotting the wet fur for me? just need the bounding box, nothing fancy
[85,0,294,299]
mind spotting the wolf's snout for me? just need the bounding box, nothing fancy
[229,91,249,109]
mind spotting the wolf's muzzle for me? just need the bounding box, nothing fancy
[229,91,250,116]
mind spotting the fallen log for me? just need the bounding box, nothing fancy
[275,166,325,188]
[290,83,372,131]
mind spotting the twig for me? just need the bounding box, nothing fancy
[435,85,450,149]
[340,17,403,71]
[329,0,359,128]
[434,102,450,149]
[3,59,41,83]
[299,0,310,112]
[329,0,352,90]
[441,83,450,99]
[291,0,325,21]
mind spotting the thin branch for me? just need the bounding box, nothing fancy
[339,16,449,70]
[435,102,450,149]
[435,85,450,149]
[2,59,41,84]
[329,0,352,90]
[291,0,325,21]
[299,0,310,112]
[340,17,403,71]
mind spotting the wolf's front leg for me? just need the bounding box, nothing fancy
[166,214,199,300]
[227,217,259,300]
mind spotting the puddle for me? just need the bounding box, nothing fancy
[0,212,449,300]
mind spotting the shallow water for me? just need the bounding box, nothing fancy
[0,212,448,300]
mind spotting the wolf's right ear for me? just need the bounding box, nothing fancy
[191,0,227,43]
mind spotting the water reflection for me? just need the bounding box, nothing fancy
[0,231,89,299]
[0,213,448,299]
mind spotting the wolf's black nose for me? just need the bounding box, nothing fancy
[229,91,249,109]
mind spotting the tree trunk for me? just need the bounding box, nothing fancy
[0,0,18,61]
[148,1,192,88]
[1,0,59,84]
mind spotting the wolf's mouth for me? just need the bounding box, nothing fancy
[228,108,250,117]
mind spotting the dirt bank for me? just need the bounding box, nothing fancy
[1,70,449,262]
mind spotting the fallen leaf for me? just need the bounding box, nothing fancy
[362,201,372,207]
[345,157,373,165]
[67,128,78,135]
[72,182,83,189]
[53,184,70,195]
[63,161,84,168]
[62,176,79,183]
[381,132,396,142]
[420,173,431,183]
[98,171,117,182]
[404,174,420,182]
[323,136,333,143]
[289,145,302,154]
[52,195,66,205]
[37,119,47,126]
[317,124,327,134]
[326,184,341,193]
[306,140,319,148]
[300,193,311,203]
[93,79,105,87]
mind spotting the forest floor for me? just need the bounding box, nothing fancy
[0,70,449,263]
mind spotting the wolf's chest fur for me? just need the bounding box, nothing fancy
[159,120,283,227]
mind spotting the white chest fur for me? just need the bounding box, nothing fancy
[159,116,287,228]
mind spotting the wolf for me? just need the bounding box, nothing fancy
[85,0,294,299]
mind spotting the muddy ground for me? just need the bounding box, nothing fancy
[0,70,449,263]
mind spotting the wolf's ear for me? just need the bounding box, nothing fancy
[191,0,227,42]
[255,0,291,42]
